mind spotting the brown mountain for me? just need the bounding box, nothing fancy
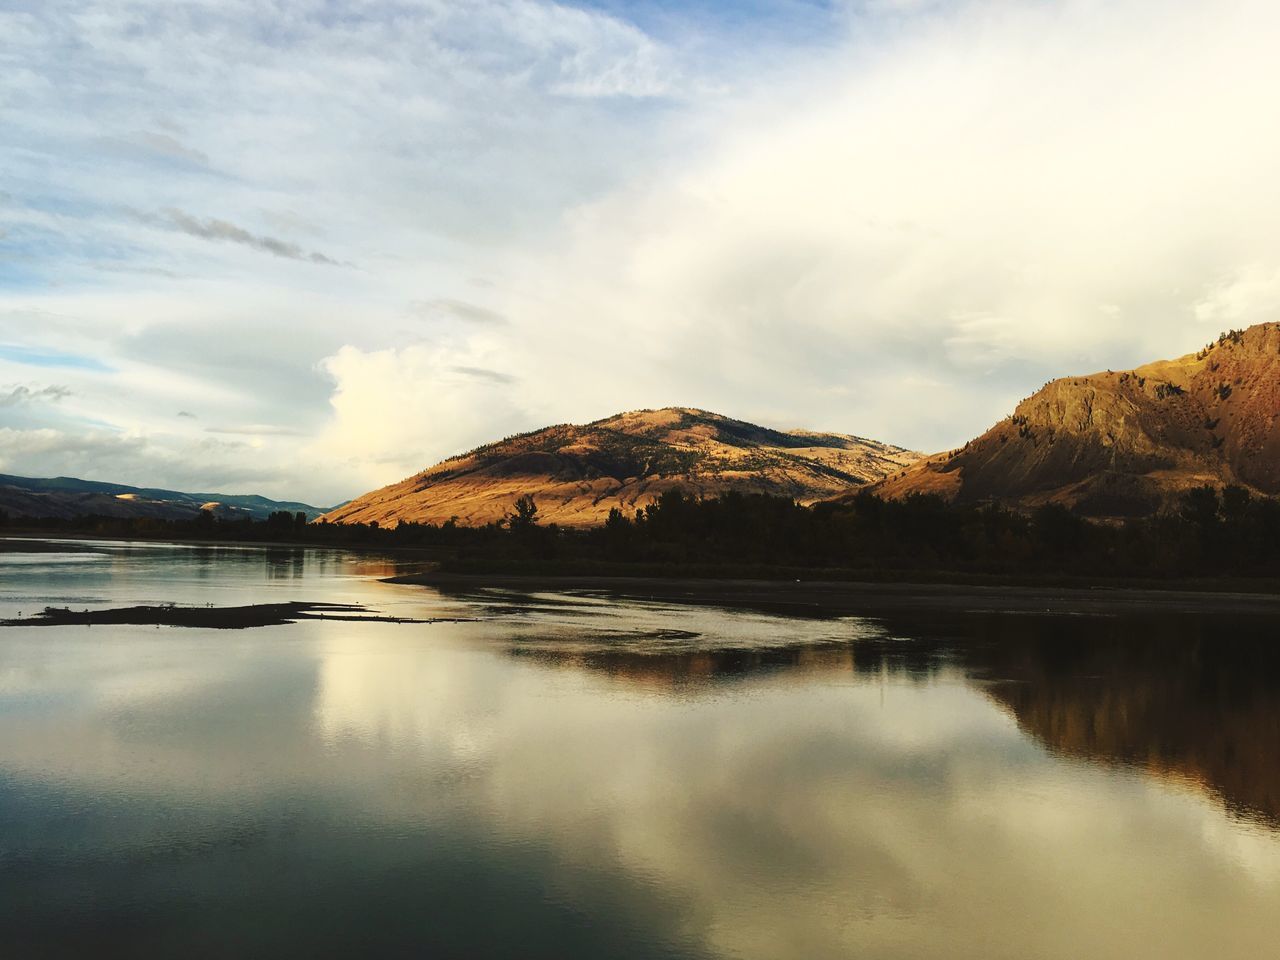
[321,407,920,528]
[868,322,1280,516]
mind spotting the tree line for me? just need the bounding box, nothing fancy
[6,485,1280,582]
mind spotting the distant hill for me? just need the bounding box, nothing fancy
[0,474,331,522]
[867,322,1280,516]
[321,407,920,528]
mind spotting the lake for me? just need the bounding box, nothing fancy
[2,539,1278,958]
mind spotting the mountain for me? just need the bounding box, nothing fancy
[0,474,331,522]
[868,322,1280,516]
[321,407,920,528]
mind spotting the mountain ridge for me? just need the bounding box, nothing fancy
[0,473,333,522]
[321,407,920,528]
[867,322,1280,515]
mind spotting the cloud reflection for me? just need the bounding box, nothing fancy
[309,600,1280,960]
[2,588,1279,958]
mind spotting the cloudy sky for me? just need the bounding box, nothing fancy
[4,0,1280,504]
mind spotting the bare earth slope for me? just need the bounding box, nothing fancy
[869,322,1280,516]
[322,408,920,528]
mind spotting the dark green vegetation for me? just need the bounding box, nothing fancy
[9,483,1280,585]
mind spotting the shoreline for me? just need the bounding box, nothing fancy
[386,571,1280,617]
[0,532,447,558]
[10,533,1280,614]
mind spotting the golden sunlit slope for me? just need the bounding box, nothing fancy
[321,408,920,528]
[868,323,1280,516]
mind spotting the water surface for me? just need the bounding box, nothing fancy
[2,540,1278,958]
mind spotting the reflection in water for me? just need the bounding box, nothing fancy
[264,546,307,580]
[957,613,1280,827]
[498,598,1280,831]
[313,610,1280,960]
[507,637,947,690]
[2,546,1280,958]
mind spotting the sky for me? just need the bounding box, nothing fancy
[4,0,1280,505]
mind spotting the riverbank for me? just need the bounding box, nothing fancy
[0,532,449,559]
[387,570,1280,617]
[10,533,1280,604]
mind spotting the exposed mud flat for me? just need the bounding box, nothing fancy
[1,601,466,630]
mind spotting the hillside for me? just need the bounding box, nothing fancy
[0,474,331,522]
[869,323,1280,515]
[321,408,920,528]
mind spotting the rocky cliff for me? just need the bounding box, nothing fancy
[869,323,1280,515]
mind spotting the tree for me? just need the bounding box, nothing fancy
[1181,486,1220,529]
[1031,503,1086,558]
[506,495,539,530]
[266,510,295,533]
[1220,485,1251,523]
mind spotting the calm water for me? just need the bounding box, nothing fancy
[2,540,1279,958]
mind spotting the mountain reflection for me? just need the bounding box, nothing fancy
[507,639,946,688]
[958,613,1280,827]
[500,596,1280,829]
[7,553,1280,959]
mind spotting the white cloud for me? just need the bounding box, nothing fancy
[0,427,144,463]
[473,0,1280,451]
[0,426,290,492]
[204,424,304,437]
[1194,266,1280,330]
[0,384,71,407]
[409,299,508,326]
[309,339,529,489]
[1,0,706,499]
[7,0,1280,500]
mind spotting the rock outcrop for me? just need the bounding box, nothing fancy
[868,323,1280,516]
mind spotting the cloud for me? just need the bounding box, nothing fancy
[145,209,341,265]
[0,0,704,502]
[451,365,517,384]
[204,424,304,437]
[1193,266,1280,329]
[8,0,1280,498]
[410,299,508,325]
[176,410,197,419]
[0,384,72,407]
[0,427,150,479]
[90,262,185,279]
[528,1,679,98]
[477,0,1280,452]
[311,341,526,487]
[0,427,293,492]
[101,130,209,166]
[307,628,1280,960]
